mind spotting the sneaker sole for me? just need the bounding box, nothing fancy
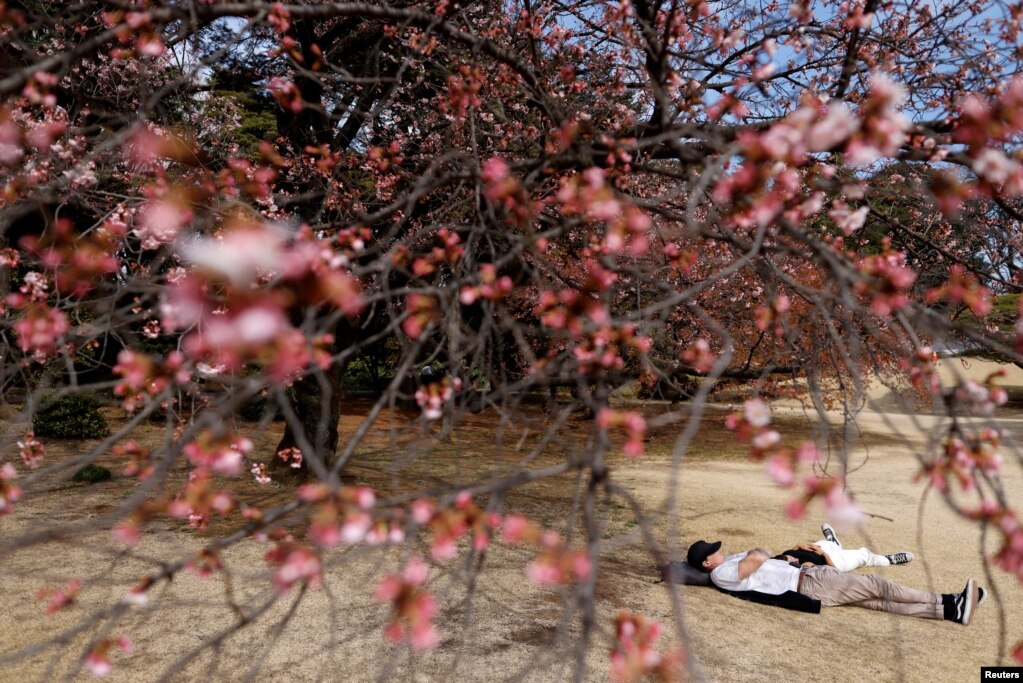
[962,579,978,625]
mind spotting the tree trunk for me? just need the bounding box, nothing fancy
[272,322,357,478]
[272,361,346,479]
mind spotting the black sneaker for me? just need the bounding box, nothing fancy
[978,586,987,608]
[821,523,842,548]
[885,551,914,565]
[951,579,978,625]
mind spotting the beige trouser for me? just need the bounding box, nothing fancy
[799,566,943,619]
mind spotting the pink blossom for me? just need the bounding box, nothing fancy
[113,520,142,546]
[84,651,111,678]
[14,305,69,361]
[411,499,435,524]
[743,398,771,428]
[973,148,1018,185]
[136,199,192,250]
[829,201,869,236]
[250,463,272,485]
[182,223,286,284]
[271,547,323,592]
[136,33,165,56]
[824,486,863,529]
[752,429,781,450]
[808,103,858,152]
[17,432,45,469]
[765,454,795,487]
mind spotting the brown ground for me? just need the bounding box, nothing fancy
[0,357,1020,682]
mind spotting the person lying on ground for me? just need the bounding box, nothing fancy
[686,539,985,625]
[775,523,913,571]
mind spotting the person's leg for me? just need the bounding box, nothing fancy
[801,566,941,611]
[848,598,941,619]
[801,567,981,624]
[815,540,891,571]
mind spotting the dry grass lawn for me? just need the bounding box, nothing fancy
[0,357,1021,682]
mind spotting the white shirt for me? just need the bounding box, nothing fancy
[710,552,800,595]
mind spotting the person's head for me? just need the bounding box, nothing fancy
[686,540,724,572]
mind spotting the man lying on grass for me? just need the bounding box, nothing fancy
[687,537,984,625]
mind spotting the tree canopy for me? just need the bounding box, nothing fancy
[1,0,1023,678]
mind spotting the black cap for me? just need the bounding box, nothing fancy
[686,540,722,571]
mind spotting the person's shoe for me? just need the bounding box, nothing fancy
[949,579,978,625]
[978,586,987,608]
[821,523,842,548]
[885,551,914,565]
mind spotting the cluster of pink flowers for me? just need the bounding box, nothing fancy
[402,293,438,339]
[415,376,462,421]
[610,612,683,682]
[924,264,993,318]
[786,476,863,529]
[250,463,272,485]
[828,199,869,236]
[36,578,81,615]
[0,462,20,515]
[535,285,651,373]
[728,399,862,527]
[953,376,1009,416]
[276,446,304,470]
[921,427,1004,492]
[18,218,119,298]
[845,74,909,164]
[160,223,360,383]
[265,538,323,593]
[480,157,535,226]
[17,431,45,469]
[903,345,941,392]
[267,77,303,113]
[754,292,791,336]
[182,431,253,477]
[135,194,193,250]
[499,514,592,585]
[166,470,234,531]
[113,440,152,480]
[556,168,651,256]
[186,548,224,579]
[408,228,464,278]
[412,491,496,560]
[854,244,917,316]
[954,76,1023,199]
[13,304,69,362]
[597,409,648,457]
[443,65,485,120]
[102,9,165,57]
[113,349,190,412]
[374,557,440,650]
[83,636,133,678]
[298,483,380,547]
[459,263,514,304]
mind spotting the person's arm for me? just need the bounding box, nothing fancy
[737,548,770,580]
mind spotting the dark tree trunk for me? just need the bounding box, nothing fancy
[272,361,346,478]
[272,322,357,478]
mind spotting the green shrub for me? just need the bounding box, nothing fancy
[33,393,110,439]
[72,464,112,484]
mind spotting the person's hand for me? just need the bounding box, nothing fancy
[784,555,798,564]
[797,543,822,553]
